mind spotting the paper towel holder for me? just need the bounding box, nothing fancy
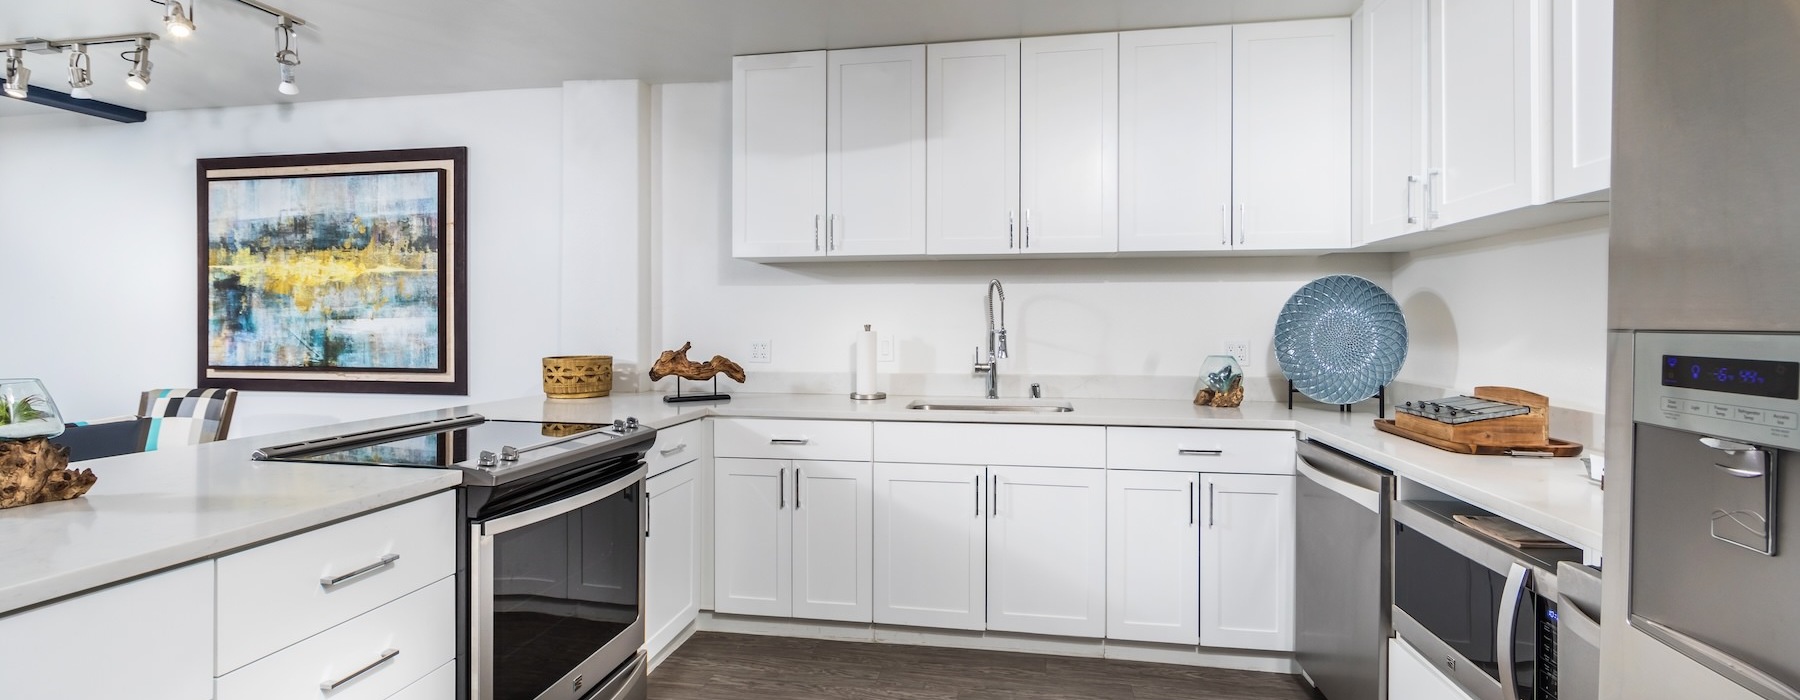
[851,324,887,401]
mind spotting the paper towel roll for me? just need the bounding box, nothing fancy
[854,324,880,397]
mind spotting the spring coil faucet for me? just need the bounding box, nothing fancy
[974,279,1007,399]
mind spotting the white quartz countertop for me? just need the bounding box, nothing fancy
[474,391,1605,552]
[1,390,1604,617]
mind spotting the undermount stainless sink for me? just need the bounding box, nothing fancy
[905,399,1074,413]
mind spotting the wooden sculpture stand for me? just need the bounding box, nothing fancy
[650,342,745,403]
[0,438,97,509]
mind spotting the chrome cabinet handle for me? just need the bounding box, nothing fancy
[320,553,400,589]
[1178,449,1224,457]
[1207,483,1215,528]
[1425,170,1440,222]
[1008,211,1016,248]
[990,474,999,515]
[1219,204,1227,246]
[814,215,821,251]
[974,475,981,516]
[1189,481,1196,525]
[1496,563,1531,700]
[778,467,786,509]
[658,443,688,457]
[828,214,837,251]
[319,648,399,691]
[1405,175,1419,224]
[1236,203,1245,244]
[795,467,802,509]
[770,438,810,445]
[1023,209,1032,248]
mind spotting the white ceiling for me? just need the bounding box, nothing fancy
[0,0,1356,118]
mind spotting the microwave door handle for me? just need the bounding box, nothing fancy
[1496,563,1532,700]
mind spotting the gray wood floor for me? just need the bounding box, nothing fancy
[648,632,1319,700]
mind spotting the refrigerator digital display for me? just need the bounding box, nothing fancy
[1661,354,1800,400]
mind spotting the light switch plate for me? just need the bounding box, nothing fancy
[878,336,895,363]
[1224,340,1252,366]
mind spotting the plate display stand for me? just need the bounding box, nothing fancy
[1289,380,1386,417]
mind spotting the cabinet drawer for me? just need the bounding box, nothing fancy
[647,419,707,476]
[714,418,872,461]
[1106,427,1294,474]
[216,492,455,674]
[386,660,456,700]
[216,576,456,700]
[875,422,1105,468]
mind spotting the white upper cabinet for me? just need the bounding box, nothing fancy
[1019,33,1119,254]
[1200,473,1296,651]
[1551,0,1612,200]
[828,46,928,256]
[733,52,828,259]
[1118,26,1234,253]
[1354,0,1430,244]
[1427,0,1550,227]
[1232,19,1353,251]
[987,465,1108,638]
[927,39,1022,255]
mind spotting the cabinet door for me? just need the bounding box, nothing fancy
[988,465,1107,638]
[927,39,1021,255]
[1390,636,1480,700]
[1428,0,1549,226]
[1105,470,1200,645]
[873,462,987,630]
[1355,0,1430,243]
[0,562,213,700]
[1020,33,1118,254]
[1232,19,1352,251]
[1551,0,1611,200]
[1118,26,1233,253]
[714,457,792,617]
[828,46,927,256]
[733,51,827,258]
[647,461,701,658]
[1200,473,1296,651]
[792,460,873,622]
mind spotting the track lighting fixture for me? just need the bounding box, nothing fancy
[67,44,93,99]
[125,38,152,90]
[3,49,28,100]
[274,18,299,95]
[162,0,197,39]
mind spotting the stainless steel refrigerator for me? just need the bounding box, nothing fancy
[1607,2,1800,699]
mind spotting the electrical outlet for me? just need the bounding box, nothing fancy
[748,341,772,363]
[1224,340,1252,366]
[878,336,895,363]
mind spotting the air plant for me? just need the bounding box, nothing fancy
[0,395,53,426]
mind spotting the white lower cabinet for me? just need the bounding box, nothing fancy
[386,661,457,700]
[1105,469,1201,645]
[647,460,703,659]
[1390,636,1479,700]
[0,562,214,700]
[714,457,872,622]
[873,462,988,630]
[987,465,1108,638]
[215,575,456,700]
[1199,473,1296,651]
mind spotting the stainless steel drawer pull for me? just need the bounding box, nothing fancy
[319,553,400,589]
[319,648,399,691]
[1178,449,1224,456]
[658,443,688,457]
[770,438,810,445]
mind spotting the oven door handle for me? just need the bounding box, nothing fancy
[1496,562,1531,700]
[481,465,647,536]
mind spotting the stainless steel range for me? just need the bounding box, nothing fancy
[256,413,656,700]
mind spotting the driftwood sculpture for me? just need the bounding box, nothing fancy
[648,342,747,383]
[0,438,97,509]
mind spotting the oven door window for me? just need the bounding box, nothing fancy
[489,483,641,700]
[1394,522,1541,698]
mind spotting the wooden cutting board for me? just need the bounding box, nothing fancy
[1453,515,1567,548]
[1374,419,1584,457]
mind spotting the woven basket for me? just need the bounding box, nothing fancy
[542,355,613,399]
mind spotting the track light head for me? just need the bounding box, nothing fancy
[3,49,27,100]
[274,18,300,96]
[125,39,152,91]
[67,44,94,99]
[163,1,196,39]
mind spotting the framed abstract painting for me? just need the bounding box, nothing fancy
[196,147,468,395]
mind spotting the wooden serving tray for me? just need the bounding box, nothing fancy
[1374,419,1584,457]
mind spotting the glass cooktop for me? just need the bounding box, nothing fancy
[282,419,614,468]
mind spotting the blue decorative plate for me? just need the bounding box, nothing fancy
[1274,275,1408,405]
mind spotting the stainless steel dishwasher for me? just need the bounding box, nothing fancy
[1295,439,1394,700]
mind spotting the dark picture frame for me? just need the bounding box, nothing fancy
[196,147,469,395]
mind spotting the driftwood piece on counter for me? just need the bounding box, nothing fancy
[648,342,747,383]
[1193,377,1246,408]
[0,438,97,509]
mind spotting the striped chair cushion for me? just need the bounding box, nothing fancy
[137,388,239,451]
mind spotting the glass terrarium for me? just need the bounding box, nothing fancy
[0,379,64,440]
[1194,355,1245,407]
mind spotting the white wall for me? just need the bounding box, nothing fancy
[654,81,1393,402]
[0,84,649,436]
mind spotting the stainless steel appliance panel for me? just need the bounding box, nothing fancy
[1295,440,1392,700]
[1632,332,1800,453]
[1555,562,1602,700]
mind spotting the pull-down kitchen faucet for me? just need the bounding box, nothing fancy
[973,279,1007,399]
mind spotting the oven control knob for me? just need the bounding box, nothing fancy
[500,446,520,462]
[478,451,499,468]
[625,417,640,431]
[612,419,626,432]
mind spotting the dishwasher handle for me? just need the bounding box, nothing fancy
[1296,440,1390,514]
